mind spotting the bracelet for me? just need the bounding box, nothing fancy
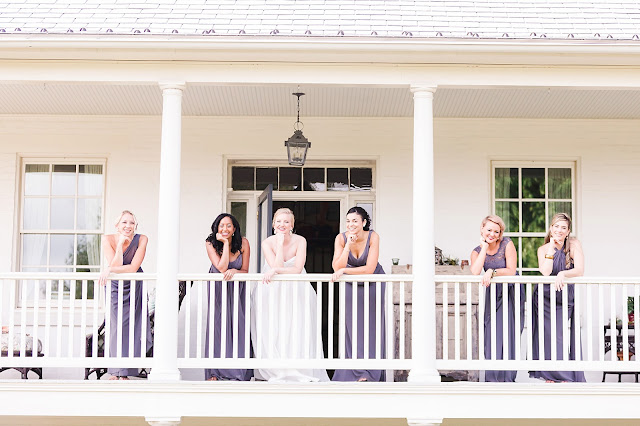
[544,254,554,259]
[491,269,498,278]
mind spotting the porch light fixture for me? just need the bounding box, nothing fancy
[284,92,311,166]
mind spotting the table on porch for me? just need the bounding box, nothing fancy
[602,323,638,382]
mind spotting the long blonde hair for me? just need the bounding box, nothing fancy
[545,212,572,268]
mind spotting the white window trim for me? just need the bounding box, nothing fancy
[491,160,577,274]
[17,156,107,308]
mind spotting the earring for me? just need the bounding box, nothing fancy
[289,230,293,235]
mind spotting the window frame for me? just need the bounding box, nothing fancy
[491,160,576,274]
[18,157,107,306]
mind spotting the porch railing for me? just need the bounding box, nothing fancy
[0,272,154,369]
[437,275,640,373]
[1,272,638,378]
[176,273,412,372]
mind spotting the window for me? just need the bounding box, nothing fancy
[492,162,575,275]
[230,166,373,192]
[20,161,105,300]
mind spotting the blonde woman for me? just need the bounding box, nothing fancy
[98,210,151,380]
[470,215,522,382]
[530,213,585,382]
[250,208,329,382]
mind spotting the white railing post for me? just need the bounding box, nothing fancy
[149,82,185,382]
[408,84,440,383]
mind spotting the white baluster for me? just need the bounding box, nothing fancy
[454,282,460,361]
[562,284,569,361]
[598,284,604,361]
[79,280,87,359]
[550,284,556,361]
[184,280,191,358]
[622,286,629,361]
[364,281,370,359]
[610,284,617,362]
[514,280,521,361]
[399,281,405,360]
[20,278,28,356]
[526,283,533,362]
[328,280,334,359]
[375,280,382,360]
[490,281,496,361]
[586,283,593,361]
[57,280,64,357]
[232,279,239,360]
[32,279,41,359]
[478,282,485,361]
[196,279,204,359]
[466,281,472,361]
[141,280,148,358]
[442,281,448,361]
[501,281,507,363]
[128,280,136,359]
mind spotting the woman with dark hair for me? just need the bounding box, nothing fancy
[204,213,251,381]
[530,212,585,383]
[331,206,386,382]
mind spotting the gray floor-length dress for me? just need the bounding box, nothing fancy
[529,245,586,382]
[204,254,252,381]
[332,231,386,382]
[473,237,524,382]
[108,234,152,377]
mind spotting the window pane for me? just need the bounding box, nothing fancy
[303,168,325,191]
[495,168,518,198]
[23,198,49,230]
[76,268,96,299]
[256,167,278,191]
[522,201,545,232]
[230,202,247,236]
[78,165,103,196]
[77,234,101,266]
[22,234,47,266]
[495,201,519,232]
[350,168,372,191]
[522,237,544,268]
[77,198,102,230]
[52,164,76,196]
[279,167,301,191]
[548,168,571,199]
[522,168,545,199]
[51,198,75,229]
[24,164,50,196]
[50,234,74,266]
[327,168,348,191]
[231,167,254,190]
[549,201,572,224]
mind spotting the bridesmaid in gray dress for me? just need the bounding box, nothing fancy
[204,213,251,381]
[530,213,586,382]
[99,210,152,380]
[332,207,386,382]
[470,215,523,382]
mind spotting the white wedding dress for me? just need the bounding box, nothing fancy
[250,257,329,382]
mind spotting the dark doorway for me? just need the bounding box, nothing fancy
[272,200,340,274]
[272,200,341,363]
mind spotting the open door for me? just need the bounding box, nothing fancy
[256,184,273,272]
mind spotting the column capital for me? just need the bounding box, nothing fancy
[410,84,437,94]
[159,82,186,91]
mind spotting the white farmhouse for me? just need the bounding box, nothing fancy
[1,1,640,425]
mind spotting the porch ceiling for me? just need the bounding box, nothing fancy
[1,83,640,119]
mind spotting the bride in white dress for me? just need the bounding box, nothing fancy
[251,208,329,382]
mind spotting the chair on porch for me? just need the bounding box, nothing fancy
[0,328,44,379]
[84,281,189,379]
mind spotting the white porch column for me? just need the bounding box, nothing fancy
[408,84,441,383]
[149,82,185,382]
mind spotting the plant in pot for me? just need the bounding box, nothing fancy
[628,297,635,325]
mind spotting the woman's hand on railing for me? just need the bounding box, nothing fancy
[482,269,493,287]
[98,266,111,287]
[223,268,238,281]
[331,268,345,282]
[555,271,566,291]
[263,269,276,284]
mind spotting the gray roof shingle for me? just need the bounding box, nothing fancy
[0,0,639,40]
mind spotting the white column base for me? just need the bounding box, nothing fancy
[407,418,443,426]
[146,417,181,426]
[408,368,441,383]
[147,368,182,382]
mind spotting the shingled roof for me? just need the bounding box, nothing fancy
[1,0,639,41]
